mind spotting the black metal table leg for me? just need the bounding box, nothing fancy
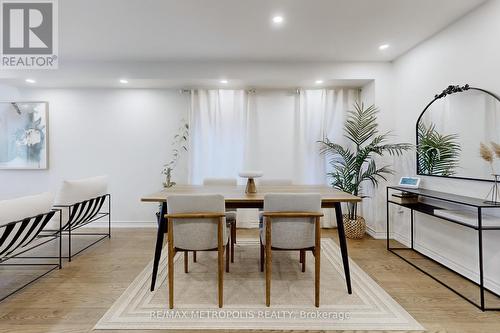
[410,209,414,249]
[151,202,167,291]
[334,202,352,294]
[386,187,390,250]
[478,207,485,311]
[108,194,112,238]
[68,219,72,262]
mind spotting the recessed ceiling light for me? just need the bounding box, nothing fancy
[379,44,390,50]
[272,15,284,24]
[119,79,129,84]
[25,78,36,84]
[220,79,228,84]
[315,80,324,84]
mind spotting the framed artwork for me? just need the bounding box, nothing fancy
[0,102,49,169]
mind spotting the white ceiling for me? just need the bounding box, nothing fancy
[59,0,486,62]
[0,0,488,88]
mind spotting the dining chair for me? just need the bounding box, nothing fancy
[165,194,230,309]
[203,178,237,262]
[260,193,323,307]
[257,179,293,233]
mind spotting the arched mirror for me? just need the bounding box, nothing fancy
[416,85,500,182]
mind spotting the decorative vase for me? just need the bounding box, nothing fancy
[343,215,366,239]
[485,174,500,204]
[162,168,176,188]
[238,171,263,194]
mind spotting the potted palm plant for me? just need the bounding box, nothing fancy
[319,102,412,239]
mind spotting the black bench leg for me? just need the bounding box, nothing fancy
[151,202,167,291]
[334,202,352,294]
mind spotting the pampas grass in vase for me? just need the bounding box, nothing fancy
[480,142,500,204]
[491,141,500,158]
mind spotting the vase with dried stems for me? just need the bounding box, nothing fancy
[479,142,500,204]
[162,120,189,188]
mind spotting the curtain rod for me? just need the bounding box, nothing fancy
[179,87,362,95]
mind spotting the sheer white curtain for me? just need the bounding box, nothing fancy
[187,88,359,227]
[188,89,248,184]
[294,88,359,227]
[294,89,359,184]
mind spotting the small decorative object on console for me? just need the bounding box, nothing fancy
[485,174,500,204]
[391,192,419,205]
[479,142,500,204]
[398,177,421,189]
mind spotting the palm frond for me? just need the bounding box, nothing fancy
[417,123,461,176]
[344,102,379,147]
[360,160,394,187]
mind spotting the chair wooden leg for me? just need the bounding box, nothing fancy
[301,250,306,272]
[299,250,303,263]
[265,217,272,307]
[193,251,197,262]
[184,251,188,273]
[226,242,230,273]
[260,241,264,272]
[315,217,321,307]
[218,218,224,308]
[168,220,174,309]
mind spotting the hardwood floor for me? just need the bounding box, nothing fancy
[0,228,499,333]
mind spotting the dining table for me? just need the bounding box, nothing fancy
[141,184,361,295]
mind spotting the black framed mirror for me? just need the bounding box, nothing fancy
[416,84,500,182]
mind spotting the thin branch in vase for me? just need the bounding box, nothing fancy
[162,120,190,187]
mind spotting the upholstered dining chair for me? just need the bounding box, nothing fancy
[257,179,293,234]
[165,194,230,309]
[203,178,237,262]
[260,193,323,307]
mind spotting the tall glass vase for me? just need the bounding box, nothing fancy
[162,168,176,188]
[485,174,500,204]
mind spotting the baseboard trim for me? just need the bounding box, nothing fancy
[365,225,387,239]
[83,221,157,228]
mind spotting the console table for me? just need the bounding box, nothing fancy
[386,186,500,311]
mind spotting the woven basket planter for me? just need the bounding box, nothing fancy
[343,215,366,239]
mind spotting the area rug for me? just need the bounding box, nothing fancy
[95,239,424,331]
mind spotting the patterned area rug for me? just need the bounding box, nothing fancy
[95,239,424,331]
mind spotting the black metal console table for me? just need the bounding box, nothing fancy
[386,186,500,311]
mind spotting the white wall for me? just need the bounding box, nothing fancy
[0,88,190,224]
[391,0,500,294]
[0,62,395,231]
[0,84,20,100]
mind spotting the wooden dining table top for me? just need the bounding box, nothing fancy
[141,185,361,206]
